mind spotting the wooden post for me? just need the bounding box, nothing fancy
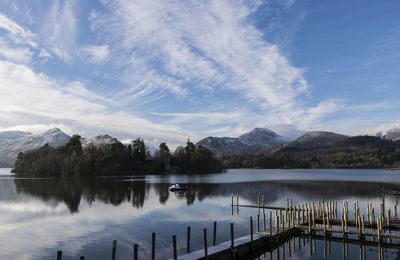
[263,212,266,230]
[231,195,234,206]
[152,233,156,260]
[276,215,280,235]
[230,223,234,248]
[236,194,239,206]
[203,228,208,259]
[172,235,177,260]
[112,240,117,260]
[395,204,398,220]
[250,216,254,248]
[57,251,62,260]
[213,221,217,246]
[257,214,260,232]
[80,257,85,260]
[133,244,138,260]
[387,209,391,226]
[270,211,273,238]
[187,226,191,253]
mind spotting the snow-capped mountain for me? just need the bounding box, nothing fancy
[81,134,121,148]
[196,128,287,156]
[278,131,347,151]
[376,126,400,141]
[0,128,70,167]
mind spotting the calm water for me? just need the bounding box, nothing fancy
[1,168,400,259]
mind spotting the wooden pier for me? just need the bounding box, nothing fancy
[175,194,400,259]
[54,194,400,259]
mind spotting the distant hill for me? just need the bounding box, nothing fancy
[278,131,347,152]
[196,128,287,156]
[221,135,400,169]
[0,128,70,167]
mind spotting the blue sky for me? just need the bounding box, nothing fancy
[0,0,399,146]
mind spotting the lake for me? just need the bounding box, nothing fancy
[1,168,400,259]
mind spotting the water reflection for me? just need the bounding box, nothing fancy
[13,177,400,214]
[1,169,400,259]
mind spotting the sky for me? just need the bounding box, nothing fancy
[0,0,399,147]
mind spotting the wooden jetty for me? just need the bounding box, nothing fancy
[54,194,400,260]
[175,194,400,259]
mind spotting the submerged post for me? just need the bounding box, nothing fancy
[152,233,156,260]
[203,228,208,259]
[57,251,62,260]
[187,226,191,253]
[172,235,177,260]
[112,240,117,260]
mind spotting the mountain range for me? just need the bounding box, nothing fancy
[0,128,122,167]
[1,126,400,167]
[196,128,286,156]
[0,128,70,167]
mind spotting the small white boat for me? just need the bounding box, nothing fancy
[168,184,187,192]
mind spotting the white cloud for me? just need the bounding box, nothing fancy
[41,0,77,61]
[91,0,336,129]
[0,60,191,145]
[78,45,110,64]
[0,38,33,63]
[0,12,37,48]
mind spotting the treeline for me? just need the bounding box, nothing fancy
[12,135,222,177]
[221,136,400,169]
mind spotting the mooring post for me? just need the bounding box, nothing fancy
[112,240,117,260]
[213,221,217,246]
[57,251,62,260]
[231,195,234,207]
[152,233,156,260]
[237,194,239,207]
[276,215,280,235]
[395,204,398,220]
[80,257,85,260]
[203,228,208,259]
[133,244,138,260]
[269,211,273,237]
[230,223,234,248]
[187,226,191,253]
[257,214,260,232]
[387,209,391,226]
[263,212,266,230]
[172,235,177,260]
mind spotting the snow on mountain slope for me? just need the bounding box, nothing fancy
[81,134,121,148]
[278,131,347,151]
[377,126,400,141]
[196,128,287,156]
[0,128,70,167]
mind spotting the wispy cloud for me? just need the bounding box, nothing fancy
[78,45,110,64]
[0,38,33,63]
[0,12,37,48]
[41,0,77,61]
[91,0,336,129]
[0,60,191,144]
